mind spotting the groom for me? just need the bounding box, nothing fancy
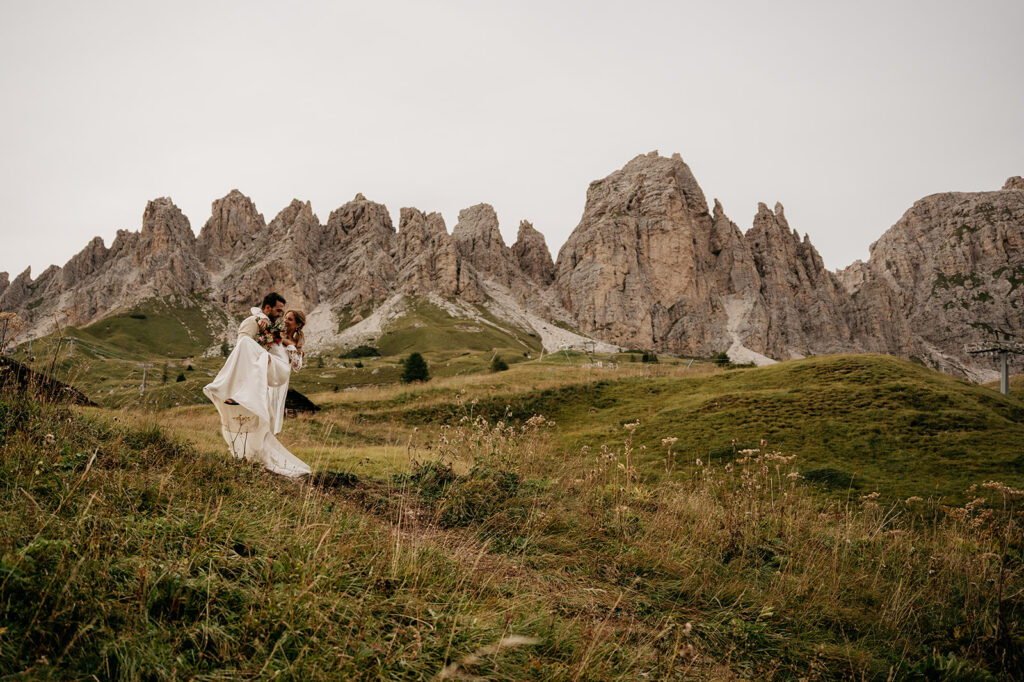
[239,291,286,341]
[223,292,286,406]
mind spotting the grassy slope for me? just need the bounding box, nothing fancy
[3,381,1022,679]
[373,297,543,358]
[320,354,1024,500]
[75,297,230,359]
[0,388,603,679]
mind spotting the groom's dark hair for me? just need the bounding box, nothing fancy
[261,292,286,309]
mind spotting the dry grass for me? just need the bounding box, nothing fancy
[4,355,1023,679]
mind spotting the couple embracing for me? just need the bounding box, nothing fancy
[203,292,312,477]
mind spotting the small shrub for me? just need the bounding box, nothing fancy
[175,373,186,383]
[490,355,509,372]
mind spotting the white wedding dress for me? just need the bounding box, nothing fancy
[203,336,311,477]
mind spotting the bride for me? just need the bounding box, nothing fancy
[203,294,311,478]
[269,310,305,434]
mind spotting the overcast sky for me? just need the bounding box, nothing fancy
[1,0,1021,279]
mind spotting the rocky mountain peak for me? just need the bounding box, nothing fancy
[61,236,109,288]
[1003,176,1024,191]
[511,220,555,285]
[397,208,447,254]
[452,204,517,286]
[269,199,316,232]
[196,190,266,269]
[326,194,394,240]
[141,198,195,249]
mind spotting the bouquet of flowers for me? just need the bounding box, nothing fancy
[252,310,285,350]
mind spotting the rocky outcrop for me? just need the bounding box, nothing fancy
[2,198,207,335]
[743,202,854,357]
[840,184,1024,378]
[0,268,32,311]
[554,152,725,354]
[395,208,483,301]
[215,199,322,312]
[1003,176,1024,191]
[196,190,267,271]
[512,221,555,285]
[317,194,400,309]
[452,204,519,288]
[552,152,860,359]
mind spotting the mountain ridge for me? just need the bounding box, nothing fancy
[2,151,1020,381]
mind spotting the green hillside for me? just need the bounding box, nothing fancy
[2,368,1022,679]
[328,354,1024,500]
[11,300,1023,501]
[74,296,232,359]
[369,297,543,357]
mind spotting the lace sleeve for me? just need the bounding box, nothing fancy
[286,346,303,371]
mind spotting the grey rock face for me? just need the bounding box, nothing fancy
[452,203,519,288]
[196,190,267,271]
[554,152,722,354]
[512,220,555,285]
[840,186,1024,376]
[2,197,207,336]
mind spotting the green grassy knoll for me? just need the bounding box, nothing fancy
[75,296,231,359]
[372,297,542,358]
[333,354,1024,500]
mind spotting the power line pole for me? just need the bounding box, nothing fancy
[140,363,149,394]
[966,341,1023,396]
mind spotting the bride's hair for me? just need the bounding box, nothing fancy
[287,310,306,351]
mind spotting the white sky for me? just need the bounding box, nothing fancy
[1,0,1021,279]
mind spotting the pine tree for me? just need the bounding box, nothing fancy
[400,352,430,383]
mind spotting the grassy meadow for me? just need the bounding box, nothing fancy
[3,308,1024,679]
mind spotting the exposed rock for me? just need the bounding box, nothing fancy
[743,202,854,357]
[216,199,321,311]
[841,187,1024,378]
[512,220,555,285]
[395,208,479,300]
[3,198,207,336]
[61,236,108,288]
[196,190,267,270]
[0,271,7,301]
[452,204,518,288]
[317,194,399,309]
[0,268,32,310]
[1003,176,1024,191]
[554,151,727,355]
